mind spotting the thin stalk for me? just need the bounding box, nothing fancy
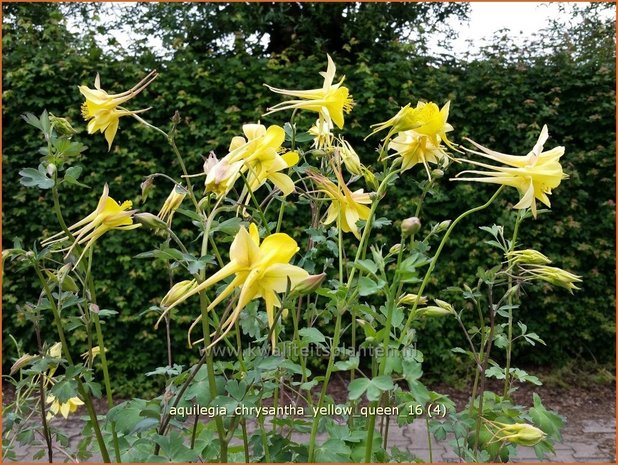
[503,214,523,398]
[399,186,504,343]
[473,286,496,457]
[86,250,122,463]
[32,264,111,463]
[34,321,53,463]
[426,416,433,463]
[307,311,343,462]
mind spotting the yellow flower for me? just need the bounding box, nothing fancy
[453,125,567,218]
[389,129,449,177]
[337,139,363,176]
[46,394,84,420]
[309,118,335,150]
[158,224,309,348]
[205,124,298,198]
[79,71,157,149]
[42,184,140,265]
[158,185,187,225]
[160,280,198,308]
[487,421,546,447]
[523,264,582,293]
[506,249,552,266]
[81,346,104,361]
[47,342,62,358]
[368,101,454,147]
[264,55,354,129]
[308,169,373,240]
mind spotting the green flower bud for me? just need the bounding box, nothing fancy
[431,169,444,179]
[401,217,421,236]
[49,114,77,136]
[134,212,169,231]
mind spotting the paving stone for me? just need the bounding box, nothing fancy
[571,441,609,458]
[582,419,617,434]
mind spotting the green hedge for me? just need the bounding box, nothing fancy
[3,7,615,395]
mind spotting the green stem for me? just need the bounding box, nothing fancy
[307,311,342,462]
[86,250,121,462]
[199,294,228,462]
[426,416,433,463]
[33,264,111,462]
[399,186,504,343]
[503,213,523,398]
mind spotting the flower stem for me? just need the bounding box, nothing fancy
[32,263,111,463]
[86,250,122,462]
[399,186,504,343]
[503,213,523,398]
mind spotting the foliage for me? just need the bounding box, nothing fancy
[3,3,615,400]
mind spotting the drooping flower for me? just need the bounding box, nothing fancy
[368,101,455,148]
[337,139,363,176]
[42,184,140,265]
[79,70,157,149]
[523,265,582,293]
[453,125,567,218]
[160,280,199,309]
[506,249,552,266]
[205,124,298,198]
[158,185,187,226]
[81,346,103,361]
[46,394,84,420]
[485,421,546,447]
[158,224,309,348]
[389,129,449,177]
[264,55,354,129]
[308,169,373,240]
[309,118,335,150]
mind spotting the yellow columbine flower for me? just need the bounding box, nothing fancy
[308,169,373,240]
[158,185,187,225]
[487,421,546,447]
[309,118,335,150]
[205,124,298,198]
[389,129,448,178]
[264,55,354,129]
[523,264,582,293]
[453,125,567,218]
[398,293,428,306]
[79,71,157,150]
[42,184,140,265]
[337,139,363,176]
[506,249,552,266]
[368,101,455,147]
[46,394,84,420]
[158,224,309,348]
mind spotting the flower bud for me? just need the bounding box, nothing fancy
[434,299,455,313]
[140,176,154,203]
[47,163,57,177]
[389,243,401,255]
[420,306,453,317]
[292,273,326,295]
[363,169,379,191]
[431,169,444,179]
[161,280,198,308]
[281,308,289,320]
[434,220,451,233]
[494,422,546,447]
[398,293,428,306]
[49,114,77,136]
[171,110,181,125]
[401,217,421,236]
[10,353,38,375]
[134,212,169,231]
[338,140,363,176]
[47,342,62,358]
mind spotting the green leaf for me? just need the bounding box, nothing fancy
[354,259,378,276]
[357,276,385,296]
[315,438,351,462]
[348,378,370,400]
[299,327,326,344]
[19,164,55,189]
[529,393,564,440]
[63,165,89,188]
